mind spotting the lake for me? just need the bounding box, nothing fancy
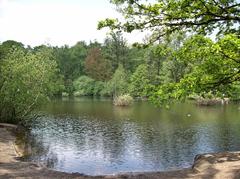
[21,97,240,175]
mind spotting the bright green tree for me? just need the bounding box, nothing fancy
[102,64,129,96]
[103,31,130,71]
[73,76,95,96]
[151,34,240,105]
[160,32,188,83]
[0,46,60,123]
[129,64,151,97]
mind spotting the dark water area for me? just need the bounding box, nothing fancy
[21,97,240,175]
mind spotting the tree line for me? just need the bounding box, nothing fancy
[0,0,239,123]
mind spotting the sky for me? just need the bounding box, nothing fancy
[0,0,145,47]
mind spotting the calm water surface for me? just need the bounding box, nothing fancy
[23,97,240,175]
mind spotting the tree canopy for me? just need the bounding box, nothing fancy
[98,0,240,42]
[151,34,240,105]
[97,0,240,105]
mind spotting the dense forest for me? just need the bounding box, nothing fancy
[0,0,239,123]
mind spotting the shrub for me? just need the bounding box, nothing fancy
[62,92,69,97]
[113,94,133,106]
[73,76,106,96]
[0,47,59,123]
[73,76,95,96]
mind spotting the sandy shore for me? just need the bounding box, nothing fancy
[0,124,240,179]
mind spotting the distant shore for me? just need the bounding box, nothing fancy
[0,123,240,179]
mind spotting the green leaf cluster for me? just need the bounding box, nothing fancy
[0,46,60,123]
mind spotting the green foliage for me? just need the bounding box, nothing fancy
[32,45,65,96]
[99,0,240,42]
[1,2,238,117]
[54,41,88,96]
[160,33,188,83]
[102,64,129,96]
[127,46,146,72]
[73,76,95,96]
[73,76,105,96]
[0,40,25,58]
[103,31,130,71]
[98,18,118,31]
[0,46,59,123]
[161,56,187,84]
[150,34,240,105]
[97,0,240,106]
[145,44,171,85]
[129,64,151,97]
[229,83,240,100]
[93,81,105,96]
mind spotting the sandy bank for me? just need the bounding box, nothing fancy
[0,124,240,179]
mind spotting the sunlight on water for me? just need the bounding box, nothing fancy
[22,97,240,175]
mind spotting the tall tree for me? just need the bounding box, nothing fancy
[103,64,129,96]
[84,48,112,81]
[69,41,88,77]
[53,42,87,95]
[129,64,151,97]
[103,31,129,71]
[146,44,170,80]
[161,32,188,83]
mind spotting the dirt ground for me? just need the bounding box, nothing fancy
[0,124,240,179]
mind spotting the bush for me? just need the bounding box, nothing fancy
[73,76,105,96]
[0,47,59,123]
[62,92,69,97]
[73,76,95,96]
[113,94,133,106]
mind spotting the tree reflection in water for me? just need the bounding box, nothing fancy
[18,98,240,175]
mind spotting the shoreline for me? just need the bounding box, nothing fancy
[0,124,240,179]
